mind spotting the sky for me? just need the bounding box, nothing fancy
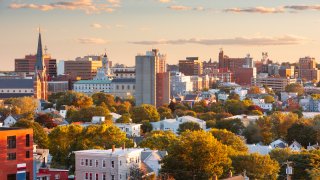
[1,0,320,70]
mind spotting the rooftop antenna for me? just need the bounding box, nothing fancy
[44,45,48,55]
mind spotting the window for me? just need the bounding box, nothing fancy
[122,85,124,90]
[111,175,115,180]
[81,159,85,166]
[95,174,98,180]
[127,85,130,90]
[102,174,106,180]
[55,174,60,179]
[116,85,119,90]
[7,136,16,149]
[102,160,106,167]
[89,159,93,166]
[85,159,88,166]
[90,173,93,180]
[7,174,16,180]
[120,160,122,166]
[7,153,16,160]
[111,161,114,168]
[26,151,30,158]
[120,174,122,179]
[85,173,88,180]
[26,134,30,147]
[95,160,98,167]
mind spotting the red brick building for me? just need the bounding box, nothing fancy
[156,72,170,107]
[218,50,246,72]
[0,127,33,180]
[234,67,256,86]
[37,168,69,180]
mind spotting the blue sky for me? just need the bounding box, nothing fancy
[1,0,320,70]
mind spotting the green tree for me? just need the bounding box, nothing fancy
[132,104,160,123]
[228,92,240,100]
[206,120,216,129]
[288,152,320,179]
[264,95,275,103]
[256,116,273,144]
[14,119,49,148]
[116,101,131,115]
[243,122,262,144]
[157,106,173,120]
[224,100,246,115]
[116,113,131,123]
[215,118,245,134]
[198,112,216,121]
[68,106,112,122]
[269,148,293,165]
[184,110,197,117]
[141,120,153,134]
[231,153,280,180]
[285,83,304,96]
[92,92,115,109]
[161,131,231,179]
[177,122,201,134]
[286,122,317,147]
[140,130,178,150]
[56,91,93,109]
[209,129,248,155]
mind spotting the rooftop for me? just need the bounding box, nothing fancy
[74,79,111,84]
[0,127,28,131]
[74,148,144,156]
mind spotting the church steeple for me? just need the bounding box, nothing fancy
[35,29,45,70]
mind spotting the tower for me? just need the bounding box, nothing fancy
[34,30,48,100]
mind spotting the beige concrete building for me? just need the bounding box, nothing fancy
[251,74,296,92]
[64,56,104,80]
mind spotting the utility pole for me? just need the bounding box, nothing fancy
[284,161,293,180]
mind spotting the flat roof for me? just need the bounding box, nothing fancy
[74,148,144,156]
[0,127,29,131]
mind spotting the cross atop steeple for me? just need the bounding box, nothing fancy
[35,28,45,70]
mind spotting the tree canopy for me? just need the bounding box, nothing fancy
[132,104,160,123]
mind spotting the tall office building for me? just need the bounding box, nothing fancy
[178,57,203,76]
[15,55,57,78]
[135,49,170,107]
[299,56,320,82]
[218,49,246,72]
[64,56,109,80]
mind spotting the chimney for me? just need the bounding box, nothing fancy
[122,143,126,150]
[112,145,115,152]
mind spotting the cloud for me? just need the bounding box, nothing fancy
[284,5,320,11]
[91,23,103,28]
[129,35,306,46]
[168,5,205,11]
[77,38,107,44]
[9,0,118,14]
[224,6,285,14]
[158,0,171,3]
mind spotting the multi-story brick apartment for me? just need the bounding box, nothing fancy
[74,147,143,180]
[0,127,33,180]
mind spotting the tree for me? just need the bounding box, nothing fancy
[14,119,49,148]
[264,95,275,103]
[256,117,273,144]
[7,97,38,116]
[184,110,197,117]
[140,130,178,150]
[269,148,293,165]
[157,106,173,120]
[228,92,240,100]
[177,122,201,134]
[206,120,216,129]
[129,164,146,180]
[270,112,298,139]
[116,113,131,123]
[248,86,261,94]
[56,91,93,109]
[161,131,231,179]
[209,102,225,113]
[285,83,304,96]
[116,101,131,115]
[243,122,262,144]
[287,152,320,179]
[92,92,115,109]
[68,106,112,122]
[132,104,160,123]
[215,118,245,134]
[36,113,57,129]
[192,105,205,113]
[198,112,216,121]
[231,153,280,180]
[224,100,246,115]
[209,129,248,155]
[286,122,317,147]
[141,120,153,134]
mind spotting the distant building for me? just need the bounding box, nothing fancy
[0,79,34,98]
[15,54,57,78]
[64,56,104,80]
[170,72,193,96]
[135,49,170,106]
[111,64,135,79]
[279,66,295,78]
[234,67,256,86]
[47,81,68,93]
[0,127,33,180]
[110,78,135,99]
[218,49,247,72]
[252,74,296,92]
[114,123,141,137]
[178,57,203,76]
[299,56,320,82]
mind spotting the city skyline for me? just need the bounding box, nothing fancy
[1,0,320,70]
